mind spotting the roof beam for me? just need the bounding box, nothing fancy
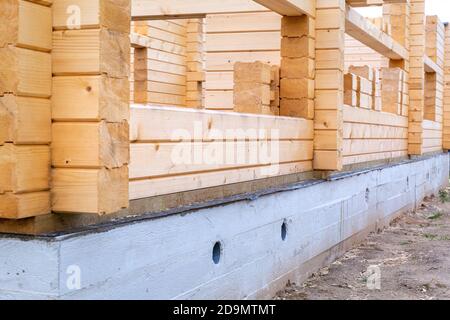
[424,55,440,73]
[345,5,408,60]
[253,0,315,17]
[346,0,407,7]
[131,0,268,20]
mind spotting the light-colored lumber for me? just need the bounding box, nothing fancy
[130,140,313,179]
[0,95,51,145]
[52,0,131,33]
[408,0,425,155]
[52,121,129,169]
[0,46,52,98]
[130,105,314,142]
[0,144,50,194]
[345,5,407,60]
[130,161,312,200]
[52,28,130,77]
[314,2,345,171]
[0,192,50,219]
[0,0,52,52]
[253,0,315,17]
[52,167,128,214]
[131,0,267,20]
[52,75,129,122]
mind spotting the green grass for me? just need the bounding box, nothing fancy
[439,190,450,203]
[423,233,438,240]
[427,212,443,220]
[422,233,450,241]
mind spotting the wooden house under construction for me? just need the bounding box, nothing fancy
[0,0,449,299]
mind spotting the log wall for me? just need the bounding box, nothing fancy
[129,105,313,200]
[51,0,130,215]
[0,0,52,219]
[133,20,189,107]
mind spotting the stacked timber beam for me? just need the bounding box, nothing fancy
[445,26,450,149]
[314,0,345,171]
[422,16,444,153]
[424,16,444,122]
[51,0,130,215]
[233,61,274,115]
[348,66,374,109]
[133,20,188,107]
[279,15,315,119]
[186,18,205,109]
[407,0,425,155]
[0,0,52,219]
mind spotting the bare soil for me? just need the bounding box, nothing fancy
[276,187,450,300]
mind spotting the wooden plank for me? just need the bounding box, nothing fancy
[347,0,407,6]
[343,138,407,156]
[343,122,408,139]
[343,150,407,166]
[52,122,129,169]
[52,167,129,214]
[424,55,440,73]
[0,192,50,219]
[253,0,315,17]
[345,5,407,60]
[0,144,50,194]
[52,28,130,78]
[205,31,280,52]
[205,12,280,33]
[130,161,312,200]
[131,0,268,20]
[53,0,131,33]
[130,105,313,141]
[343,104,408,127]
[0,0,52,52]
[130,140,313,179]
[0,95,51,145]
[52,75,129,122]
[0,46,51,98]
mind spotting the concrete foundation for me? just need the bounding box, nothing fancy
[0,153,448,299]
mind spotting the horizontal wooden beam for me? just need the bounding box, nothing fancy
[346,0,407,7]
[345,5,408,60]
[131,0,268,20]
[130,33,149,48]
[253,0,314,17]
[424,55,440,73]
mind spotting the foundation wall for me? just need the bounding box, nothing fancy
[0,152,447,299]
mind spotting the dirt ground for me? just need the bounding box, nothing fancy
[276,186,450,300]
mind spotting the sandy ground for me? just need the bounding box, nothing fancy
[276,186,450,300]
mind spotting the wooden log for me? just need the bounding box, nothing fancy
[52,121,129,169]
[52,75,129,122]
[0,46,51,98]
[0,192,50,219]
[0,95,51,145]
[0,144,50,194]
[52,28,130,78]
[0,0,52,52]
[53,0,131,33]
[52,167,128,215]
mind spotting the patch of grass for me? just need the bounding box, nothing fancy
[427,212,443,220]
[400,240,412,245]
[439,190,450,203]
[423,233,438,240]
[422,233,450,241]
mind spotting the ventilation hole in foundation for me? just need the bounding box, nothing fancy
[365,188,370,203]
[212,241,222,265]
[281,222,288,241]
